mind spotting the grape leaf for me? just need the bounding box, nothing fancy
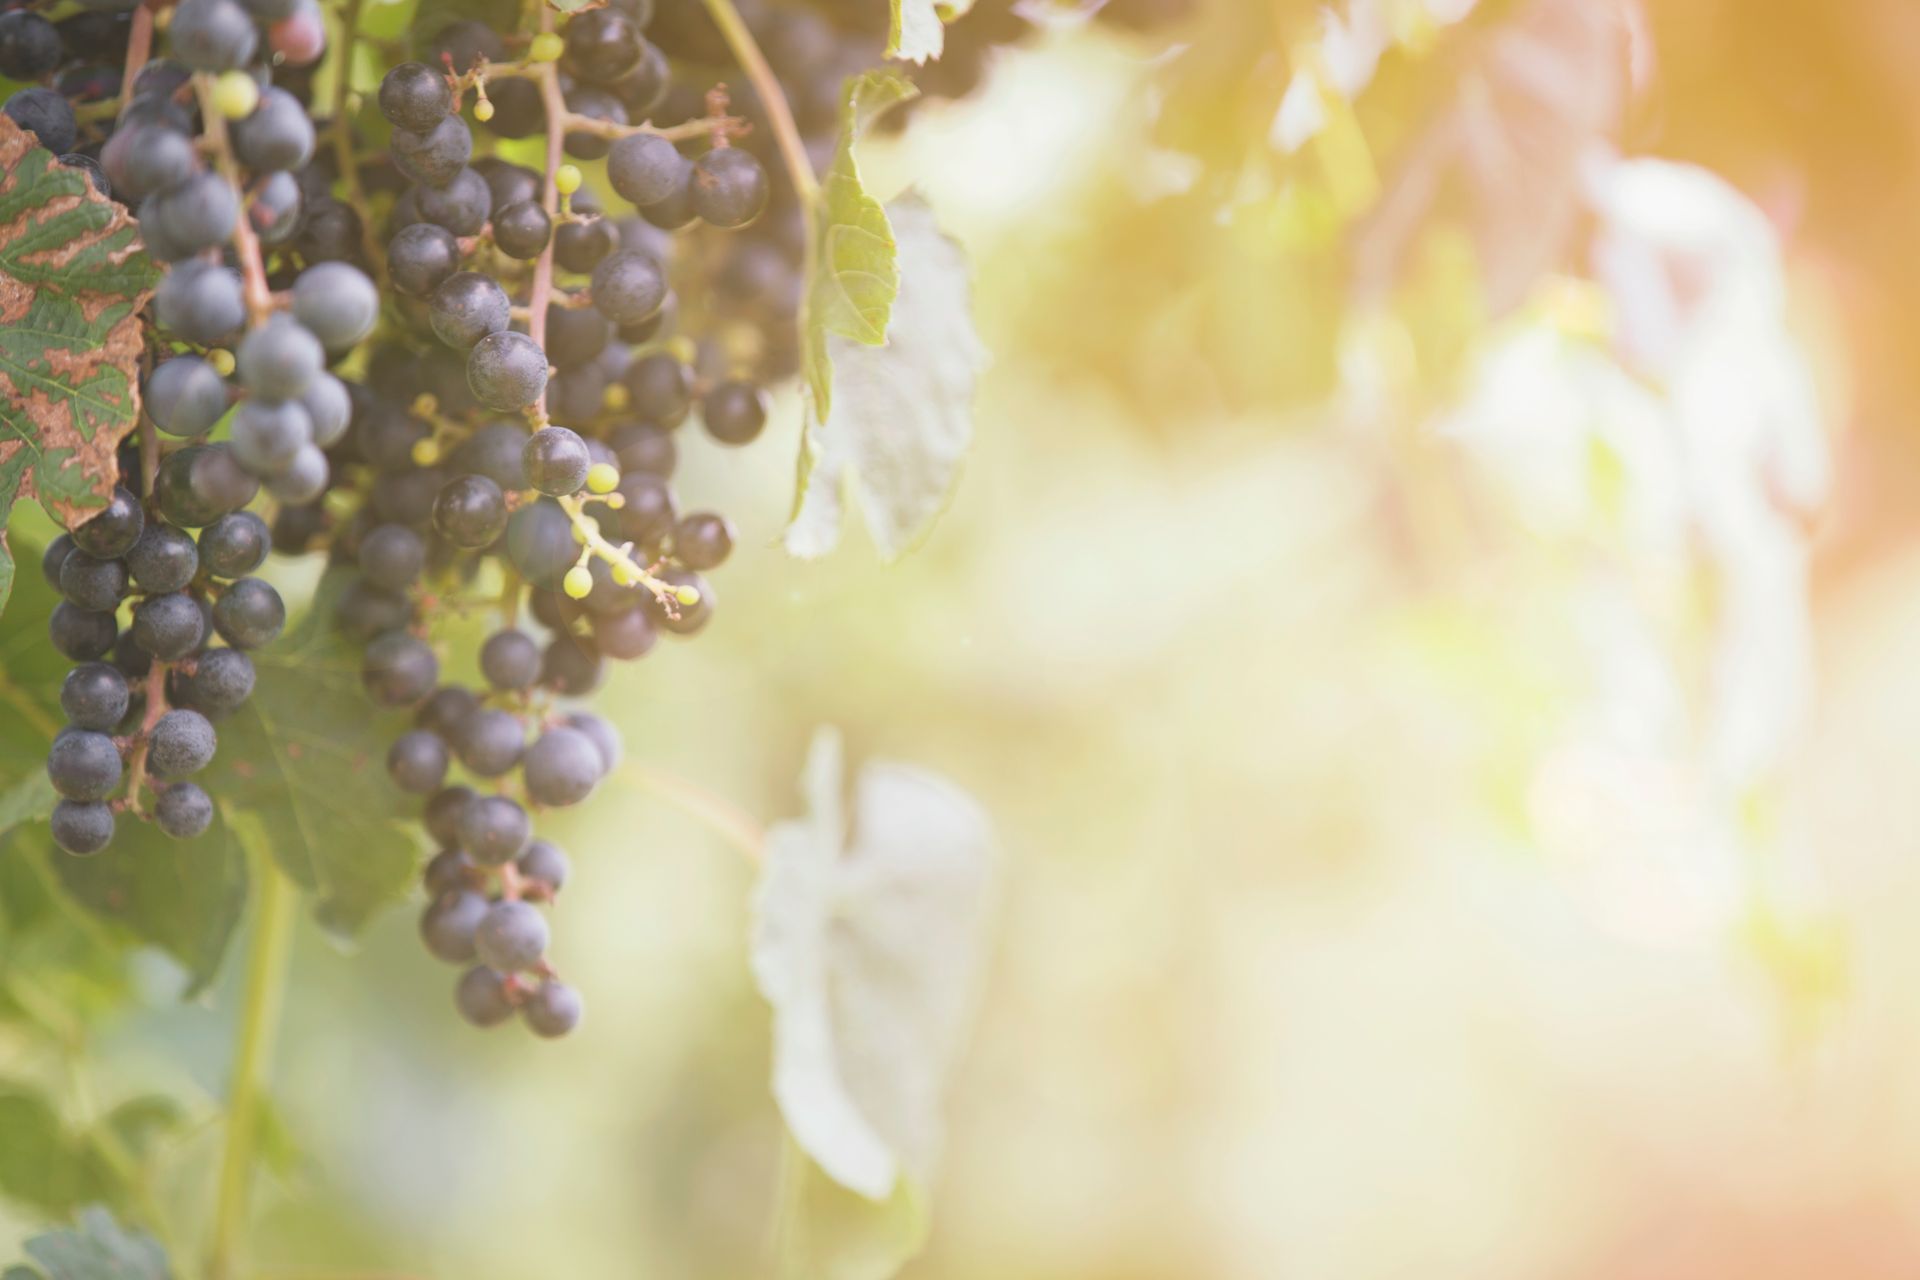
[0,1086,116,1216]
[0,117,160,619]
[788,197,987,561]
[800,70,919,427]
[751,728,994,1207]
[47,807,247,997]
[888,0,977,63]
[208,572,419,937]
[0,773,55,838]
[14,1207,170,1280]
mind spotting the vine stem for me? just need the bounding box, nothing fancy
[331,0,388,285]
[619,761,764,863]
[192,74,274,325]
[697,0,817,211]
[526,9,566,423]
[120,2,153,108]
[208,858,298,1280]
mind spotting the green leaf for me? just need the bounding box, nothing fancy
[0,1087,114,1217]
[100,1096,184,1162]
[787,197,987,561]
[17,1207,170,1280]
[48,806,247,997]
[0,773,55,838]
[208,572,419,937]
[0,118,161,618]
[548,0,596,12]
[751,728,994,1205]
[800,70,919,428]
[887,0,976,64]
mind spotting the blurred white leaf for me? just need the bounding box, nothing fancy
[889,0,976,63]
[788,198,988,561]
[1269,0,1482,154]
[752,727,995,1202]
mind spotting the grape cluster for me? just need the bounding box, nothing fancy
[40,451,283,856]
[12,0,805,1040]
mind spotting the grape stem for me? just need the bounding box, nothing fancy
[208,854,298,1280]
[120,2,154,115]
[554,491,684,606]
[697,0,818,210]
[191,74,275,326]
[526,7,567,423]
[116,660,168,817]
[331,0,390,286]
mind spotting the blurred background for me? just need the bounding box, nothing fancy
[19,0,1920,1275]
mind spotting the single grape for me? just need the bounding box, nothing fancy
[133,591,207,660]
[541,632,604,695]
[454,966,516,1027]
[424,847,477,896]
[169,0,257,69]
[358,523,426,591]
[468,632,536,695]
[468,330,550,412]
[237,314,324,400]
[154,260,245,344]
[516,840,569,893]
[621,353,693,428]
[607,134,690,209]
[378,61,453,133]
[230,398,314,476]
[491,200,551,259]
[291,261,379,351]
[41,535,75,591]
[429,271,511,350]
[655,568,713,636]
[591,604,654,661]
[51,800,115,856]
[432,474,508,549]
[155,442,257,528]
[416,166,490,236]
[415,684,480,741]
[475,899,548,972]
[523,427,591,496]
[250,169,305,246]
[198,511,269,578]
[154,171,240,253]
[112,123,198,201]
[387,729,450,794]
[362,629,438,707]
[454,420,529,490]
[553,207,617,273]
[588,250,667,327]
[300,372,353,448]
[564,8,644,82]
[388,221,460,297]
[155,782,214,839]
[454,706,524,777]
[521,979,583,1038]
[638,180,696,231]
[5,87,78,154]
[390,114,472,189]
[268,0,326,64]
[609,422,676,478]
[50,603,118,662]
[420,889,490,964]
[701,380,770,446]
[213,577,286,649]
[522,726,601,807]
[673,512,734,570]
[606,471,677,550]
[126,522,200,593]
[59,551,128,613]
[146,356,229,438]
[295,196,364,264]
[174,646,255,719]
[71,485,145,558]
[564,711,622,774]
[544,304,610,372]
[423,784,476,847]
[47,729,123,802]
[425,19,505,74]
[459,794,531,866]
[0,12,63,81]
[232,86,315,171]
[60,663,130,733]
[147,708,216,778]
[481,77,546,139]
